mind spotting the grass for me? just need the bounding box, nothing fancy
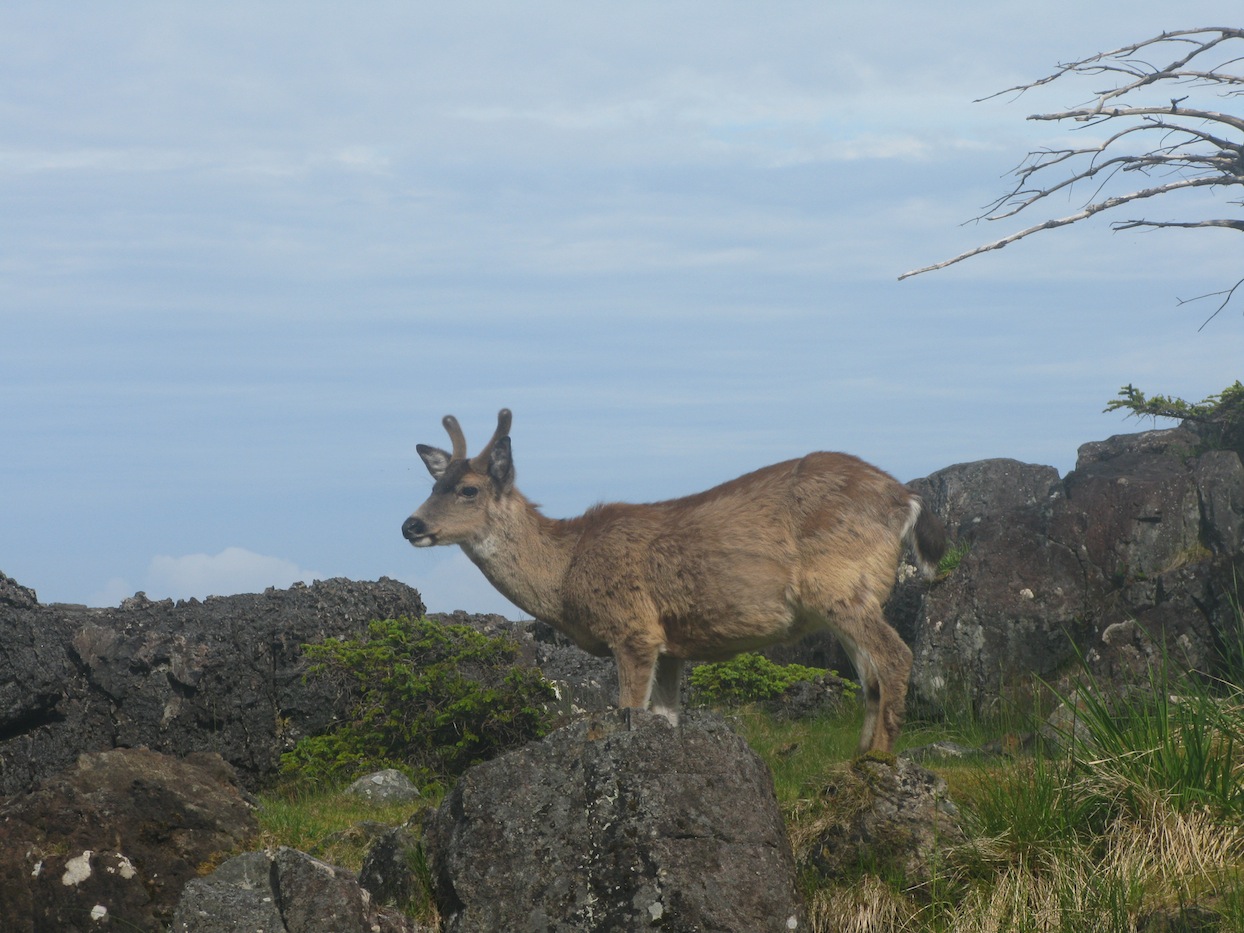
[731,650,1244,933]
[255,788,428,869]
[937,539,972,577]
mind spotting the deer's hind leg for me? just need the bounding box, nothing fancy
[834,610,913,755]
[650,656,684,725]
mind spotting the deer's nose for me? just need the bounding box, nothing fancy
[402,516,426,542]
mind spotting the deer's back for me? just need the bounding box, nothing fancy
[560,452,914,657]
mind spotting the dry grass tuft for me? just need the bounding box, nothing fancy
[807,876,917,933]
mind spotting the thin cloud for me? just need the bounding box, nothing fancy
[145,547,323,601]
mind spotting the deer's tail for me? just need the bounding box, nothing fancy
[904,496,947,580]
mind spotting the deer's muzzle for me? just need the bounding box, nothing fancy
[402,515,436,547]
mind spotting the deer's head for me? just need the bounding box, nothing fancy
[402,409,514,548]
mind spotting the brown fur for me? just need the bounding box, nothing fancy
[402,409,946,753]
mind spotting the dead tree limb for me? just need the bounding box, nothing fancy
[900,26,1244,321]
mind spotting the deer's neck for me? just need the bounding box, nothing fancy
[460,492,574,624]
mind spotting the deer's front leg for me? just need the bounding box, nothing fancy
[650,655,684,725]
[614,642,660,714]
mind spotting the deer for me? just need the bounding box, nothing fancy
[401,409,946,753]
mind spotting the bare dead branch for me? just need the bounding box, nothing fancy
[902,26,1244,303]
[1114,218,1244,232]
[899,176,1232,280]
[1179,275,1244,329]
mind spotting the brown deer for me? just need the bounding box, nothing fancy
[402,409,946,753]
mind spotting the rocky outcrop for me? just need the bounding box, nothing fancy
[424,709,806,932]
[0,747,256,933]
[172,847,423,933]
[0,576,426,794]
[902,457,1091,710]
[891,428,1244,713]
[359,819,424,914]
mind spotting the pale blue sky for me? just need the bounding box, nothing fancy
[2,3,1241,615]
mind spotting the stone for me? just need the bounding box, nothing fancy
[0,747,256,932]
[898,458,1089,713]
[171,846,422,933]
[761,672,855,720]
[359,820,423,910]
[0,576,427,795]
[424,709,806,932]
[797,756,965,892]
[344,768,422,805]
[886,430,1244,714]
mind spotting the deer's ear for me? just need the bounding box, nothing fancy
[488,436,514,490]
[417,444,452,479]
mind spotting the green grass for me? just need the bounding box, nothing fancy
[937,539,972,577]
[731,649,1244,933]
[732,706,866,804]
[256,785,435,870]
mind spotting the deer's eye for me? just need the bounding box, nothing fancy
[458,485,479,499]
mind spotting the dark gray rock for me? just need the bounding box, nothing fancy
[0,571,38,609]
[424,709,806,932]
[760,672,855,720]
[170,851,287,933]
[525,618,619,713]
[798,756,965,892]
[172,846,421,933]
[899,458,1089,712]
[431,613,620,715]
[359,820,423,911]
[1055,428,1206,583]
[0,747,256,933]
[901,740,997,763]
[886,430,1244,715]
[0,576,426,794]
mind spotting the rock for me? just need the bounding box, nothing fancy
[900,458,1089,713]
[524,618,619,713]
[1136,903,1221,933]
[797,756,964,892]
[0,570,39,609]
[900,740,996,763]
[0,747,256,932]
[424,709,806,932]
[344,768,422,805]
[359,820,423,910]
[171,846,422,933]
[887,430,1244,714]
[1057,428,1206,582]
[0,576,427,794]
[761,672,855,720]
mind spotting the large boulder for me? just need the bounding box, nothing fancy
[424,709,806,932]
[0,575,427,794]
[889,429,1244,713]
[0,747,256,933]
[903,458,1089,711]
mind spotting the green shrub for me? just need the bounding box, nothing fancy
[281,616,556,791]
[1105,380,1244,455]
[689,652,840,707]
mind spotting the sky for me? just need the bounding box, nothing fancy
[2,3,1241,616]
